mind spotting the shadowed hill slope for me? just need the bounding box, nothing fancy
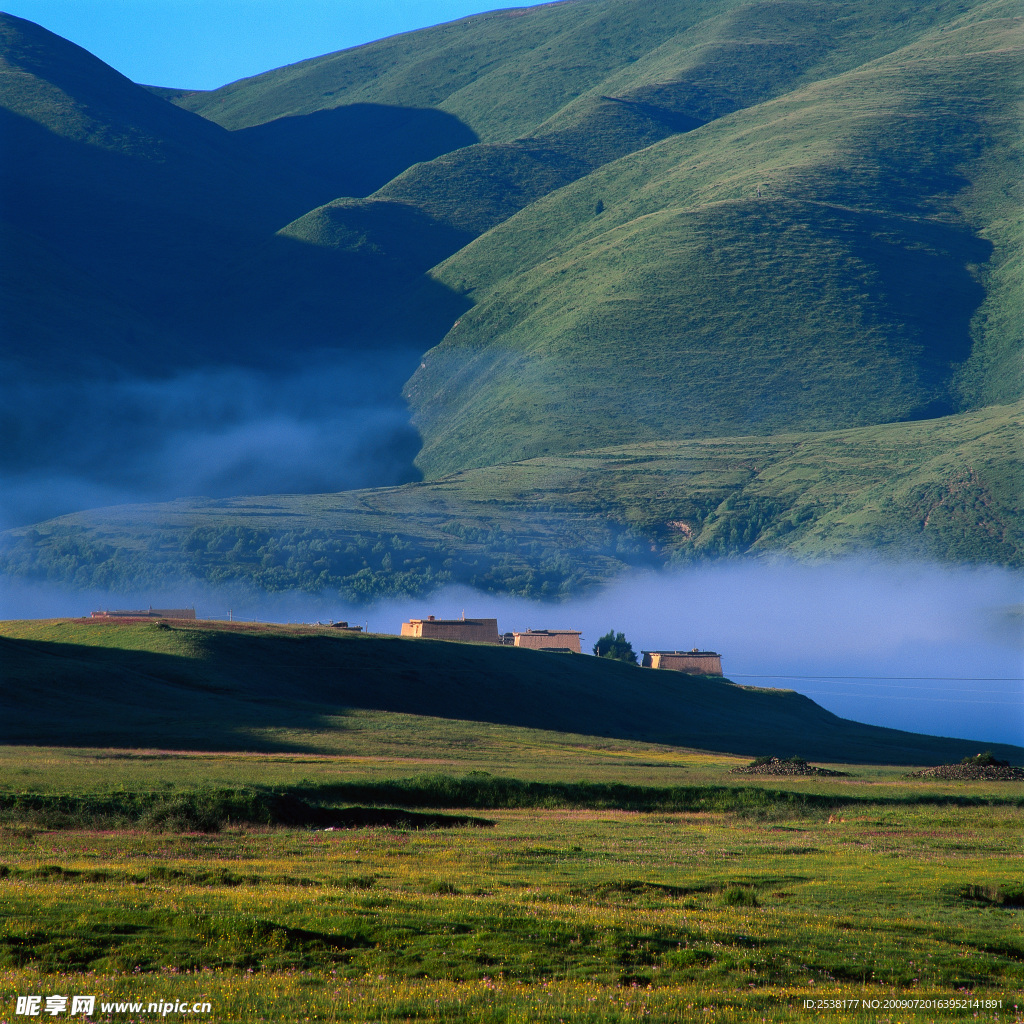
[2,619,1019,765]
[0,13,317,372]
[0,13,469,512]
[0,12,471,375]
[233,103,478,201]
[407,5,1023,474]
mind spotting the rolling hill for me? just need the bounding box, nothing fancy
[2,617,1019,764]
[407,3,1023,473]
[1,0,1020,568]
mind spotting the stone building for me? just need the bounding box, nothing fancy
[400,615,500,643]
[641,649,723,675]
[510,629,582,653]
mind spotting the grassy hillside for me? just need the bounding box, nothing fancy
[409,3,1024,474]
[3,0,1019,558]
[0,15,309,372]
[6,0,1019,399]
[3,404,1019,600]
[3,618,1019,764]
[168,0,720,139]
[257,0,1010,288]
[367,0,988,239]
[0,11,472,374]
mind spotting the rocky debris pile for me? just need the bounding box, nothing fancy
[907,764,1024,781]
[730,757,849,777]
[909,751,1023,781]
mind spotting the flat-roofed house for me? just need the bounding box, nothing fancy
[400,615,500,644]
[641,649,723,675]
[512,629,582,653]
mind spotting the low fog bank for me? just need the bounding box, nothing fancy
[0,354,422,529]
[3,560,1021,748]
[363,561,1023,747]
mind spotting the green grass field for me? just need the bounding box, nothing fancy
[1,621,1021,1021]
[0,743,1021,1022]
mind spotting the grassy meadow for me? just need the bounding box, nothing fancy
[0,741,1021,1023]
[1,620,1021,1020]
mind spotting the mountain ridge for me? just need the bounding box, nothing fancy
[0,0,1019,564]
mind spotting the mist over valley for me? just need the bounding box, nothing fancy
[0,354,424,528]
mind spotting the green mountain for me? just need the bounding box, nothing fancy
[0,13,304,372]
[4,618,1019,764]
[1,0,1020,568]
[407,3,1023,473]
[0,11,470,374]
[168,0,1022,483]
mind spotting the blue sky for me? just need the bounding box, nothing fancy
[4,1,556,89]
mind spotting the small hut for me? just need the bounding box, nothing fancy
[400,616,500,644]
[641,649,723,675]
[511,629,582,653]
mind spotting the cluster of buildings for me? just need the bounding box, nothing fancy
[400,616,582,654]
[85,606,722,676]
[399,614,723,675]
